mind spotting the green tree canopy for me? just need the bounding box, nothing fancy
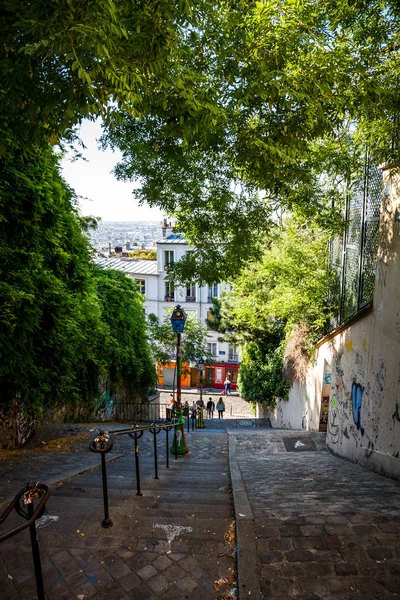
[147,312,211,367]
[0,134,155,411]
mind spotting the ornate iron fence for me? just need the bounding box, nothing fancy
[327,155,382,332]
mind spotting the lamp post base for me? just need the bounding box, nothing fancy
[170,412,188,454]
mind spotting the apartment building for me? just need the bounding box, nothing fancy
[96,223,240,390]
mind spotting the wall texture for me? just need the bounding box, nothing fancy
[263,169,400,479]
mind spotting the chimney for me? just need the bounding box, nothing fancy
[161,218,173,239]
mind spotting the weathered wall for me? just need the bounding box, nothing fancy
[322,171,400,478]
[0,398,35,449]
[265,171,400,479]
[277,170,400,479]
[260,381,316,430]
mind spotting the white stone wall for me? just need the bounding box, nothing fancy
[278,169,400,479]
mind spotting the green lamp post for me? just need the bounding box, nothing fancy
[170,305,188,454]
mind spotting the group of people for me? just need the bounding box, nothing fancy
[167,394,226,420]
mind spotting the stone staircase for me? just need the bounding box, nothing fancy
[1,431,237,600]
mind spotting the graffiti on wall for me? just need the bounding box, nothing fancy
[0,397,35,449]
[328,394,339,444]
[351,382,365,434]
[393,364,400,423]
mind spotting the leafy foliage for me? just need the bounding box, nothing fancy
[0,136,155,411]
[147,312,211,367]
[224,215,333,403]
[94,269,156,398]
[238,330,290,407]
[128,249,156,261]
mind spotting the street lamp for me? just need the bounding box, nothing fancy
[170,305,188,454]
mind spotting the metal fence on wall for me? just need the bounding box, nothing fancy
[327,156,382,332]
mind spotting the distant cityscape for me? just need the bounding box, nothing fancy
[89,220,162,254]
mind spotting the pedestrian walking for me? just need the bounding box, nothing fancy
[190,401,197,430]
[216,397,225,419]
[206,397,215,418]
[166,393,175,419]
[197,397,205,409]
[182,400,190,417]
[224,377,231,395]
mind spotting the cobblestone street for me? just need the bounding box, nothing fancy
[1,425,400,599]
[231,430,400,599]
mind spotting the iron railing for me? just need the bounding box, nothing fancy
[326,155,382,332]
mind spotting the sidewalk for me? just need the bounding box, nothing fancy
[1,425,400,599]
[229,429,400,599]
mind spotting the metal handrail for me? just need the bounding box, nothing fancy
[0,482,51,600]
[89,419,180,527]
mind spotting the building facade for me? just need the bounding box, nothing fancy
[96,223,240,390]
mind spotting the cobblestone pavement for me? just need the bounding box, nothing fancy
[230,430,400,599]
[0,430,236,600]
[159,391,254,418]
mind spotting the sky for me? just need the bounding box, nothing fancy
[60,120,163,222]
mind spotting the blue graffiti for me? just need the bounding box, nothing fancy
[324,373,331,385]
[351,382,364,434]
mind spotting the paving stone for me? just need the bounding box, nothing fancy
[136,564,158,581]
[119,572,142,592]
[146,573,169,594]
[285,550,314,562]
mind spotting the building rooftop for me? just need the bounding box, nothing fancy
[156,233,187,245]
[95,257,158,276]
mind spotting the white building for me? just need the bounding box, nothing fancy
[96,225,240,389]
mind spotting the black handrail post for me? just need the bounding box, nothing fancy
[151,428,159,480]
[100,453,112,528]
[27,502,45,600]
[187,414,190,433]
[166,427,170,468]
[174,426,178,461]
[133,431,143,496]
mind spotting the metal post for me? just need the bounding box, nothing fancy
[100,453,112,528]
[174,426,178,460]
[166,427,170,468]
[150,427,161,480]
[132,431,143,496]
[27,503,45,600]
[170,331,188,454]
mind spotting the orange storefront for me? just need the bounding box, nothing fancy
[158,362,239,390]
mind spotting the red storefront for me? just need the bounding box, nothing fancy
[191,362,240,390]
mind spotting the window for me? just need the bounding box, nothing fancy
[165,281,174,301]
[208,342,217,356]
[186,282,196,301]
[228,345,238,361]
[164,250,174,270]
[135,279,146,294]
[208,283,218,301]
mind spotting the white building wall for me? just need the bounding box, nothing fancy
[262,169,400,479]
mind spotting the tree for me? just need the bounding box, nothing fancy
[0,133,156,412]
[147,312,211,367]
[103,1,400,281]
[129,249,157,261]
[238,329,290,407]
[0,0,222,152]
[222,214,333,404]
[94,269,156,400]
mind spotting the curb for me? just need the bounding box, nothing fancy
[228,433,263,600]
[0,453,125,510]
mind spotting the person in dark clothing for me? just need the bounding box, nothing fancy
[206,397,215,418]
[216,397,225,419]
